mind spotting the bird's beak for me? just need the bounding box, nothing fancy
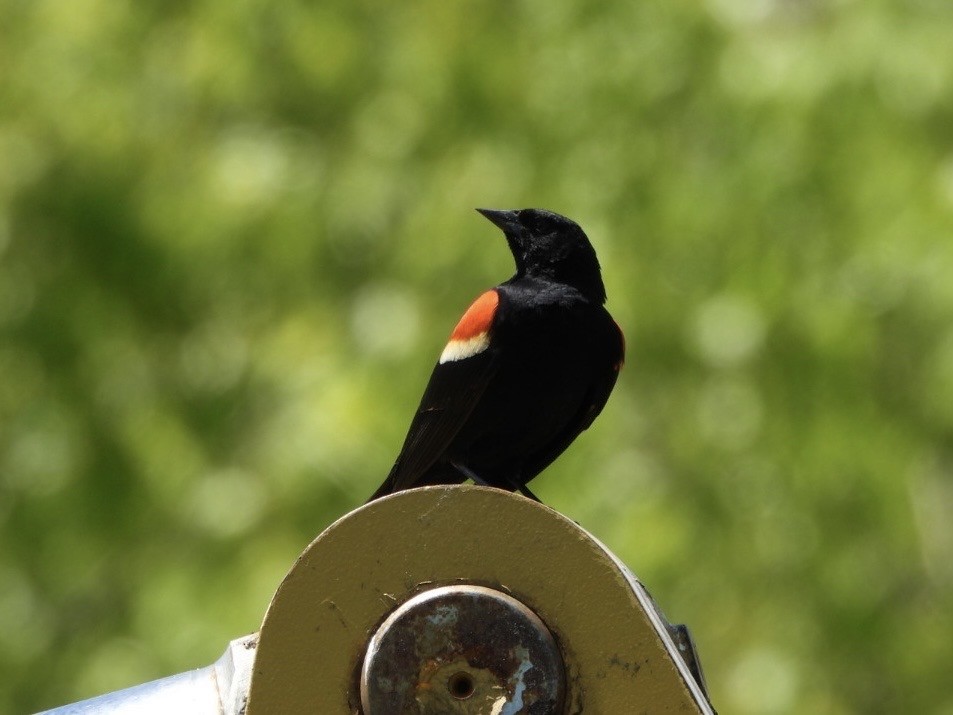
[476,208,520,235]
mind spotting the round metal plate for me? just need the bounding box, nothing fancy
[361,585,564,714]
[246,485,709,714]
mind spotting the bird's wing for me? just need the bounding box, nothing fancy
[385,290,504,493]
[521,317,625,480]
[387,351,501,491]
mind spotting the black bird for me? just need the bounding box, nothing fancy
[368,208,624,502]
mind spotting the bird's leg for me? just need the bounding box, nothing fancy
[450,461,491,487]
[451,462,541,502]
[514,481,541,502]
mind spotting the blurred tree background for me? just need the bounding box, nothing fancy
[2,0,953,712]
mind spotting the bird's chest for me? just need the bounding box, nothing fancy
[490,309,603,406]
[499,302,600,358]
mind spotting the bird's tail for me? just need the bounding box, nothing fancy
[366,460,471,503]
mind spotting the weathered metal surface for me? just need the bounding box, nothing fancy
[361,585,564,714]
[38,487,714,714]
[246,485,716,714]
[666,623,710,702]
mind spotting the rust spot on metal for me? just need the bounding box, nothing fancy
[361,585,564,714]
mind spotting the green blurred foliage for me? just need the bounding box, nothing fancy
[2,0,953,712]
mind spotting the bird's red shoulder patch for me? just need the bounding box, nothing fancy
[450,290,499,341]
[439,290,499,364]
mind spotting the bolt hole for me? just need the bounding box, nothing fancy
[448,671,475,700]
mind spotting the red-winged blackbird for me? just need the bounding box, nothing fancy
[368,208,624,502]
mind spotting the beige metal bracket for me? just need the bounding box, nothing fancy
[248,485,715,714]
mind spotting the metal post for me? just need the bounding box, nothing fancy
[37,635,256,715]
[38,486,716,714]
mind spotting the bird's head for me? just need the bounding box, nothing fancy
[476,208,607,304]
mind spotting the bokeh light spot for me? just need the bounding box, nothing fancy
[691,294,766,368]
[727,646,799,714]
[350,283,421,359]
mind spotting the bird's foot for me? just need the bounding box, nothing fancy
[450,462,541,503]
[515,482,541,502]
[451,461,490,487]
